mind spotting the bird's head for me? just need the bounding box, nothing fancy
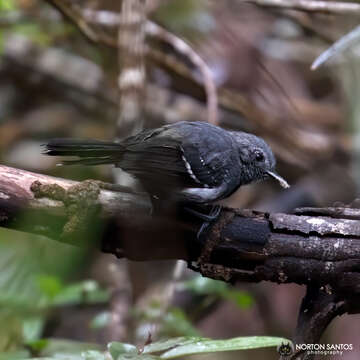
[230,131,290,188]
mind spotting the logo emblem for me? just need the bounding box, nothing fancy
[277,341,294,356]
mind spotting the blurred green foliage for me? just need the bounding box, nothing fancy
[134,301,199,338]
[0,0,74,53]
[184,276,254,309]
[0,335,291,359]
[0,0,279,358]
[89,312,110,330]
[0,228,108,355]
[108,335,290,360]
[163,308,199,337]
[154,0,214,36]
[10,23,52,46]
[0,0,16,12]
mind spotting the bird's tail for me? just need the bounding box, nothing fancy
[44,139,125,166]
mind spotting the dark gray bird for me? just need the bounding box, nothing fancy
[44,121,289,205]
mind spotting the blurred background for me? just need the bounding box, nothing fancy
[0,0,359,359]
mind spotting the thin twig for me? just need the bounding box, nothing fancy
[117,0,146,138]
[311,25,360,70]
[44,0,100,42]
[82,8,120,27]
[44,0,116,46]
[81,9,218,125]
[146,21,218,125]
[246,0,360,15]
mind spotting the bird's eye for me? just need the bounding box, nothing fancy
[255,151,264,162]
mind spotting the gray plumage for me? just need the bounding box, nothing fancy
[45,121,288,204]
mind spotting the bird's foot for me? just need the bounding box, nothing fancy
[184,204,221,222]
[187,210,236,282]
[184,204,222,239]
[196,205,222,239]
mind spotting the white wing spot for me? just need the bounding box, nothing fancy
[182,155,209,188]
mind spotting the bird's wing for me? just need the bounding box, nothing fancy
[179,124,239,189]
[118,126,202,189]
[118,122,239,199]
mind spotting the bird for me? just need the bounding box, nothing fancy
[44,121,289,208]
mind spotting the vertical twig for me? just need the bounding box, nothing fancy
[311,25,360,70]
[117,0,147,139]
[108,0,148,341]
[292,285,346,360]
[146,22,218,125]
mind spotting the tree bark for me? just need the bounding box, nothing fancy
[0,164,360,288]
[2,164,360,350]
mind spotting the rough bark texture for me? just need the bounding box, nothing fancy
[2,164,360,353]
[1,164,360,285]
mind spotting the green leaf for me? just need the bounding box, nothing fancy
[26,338,49,353]
[17,349,107,360]
[108,342,137,359]
[160,336,290,358]
[224,291,253,308]
[0,350,30,360]
[13,23,51,46]
[81,350,107,360]
[39,338,101,357]
[184,276,227,294]
[22,357,82,360]
[37,275,64,299]
[0,228,86,349]
[184,277,253,309]
[52,280,109,306]
[0,228,85,311]
[0,0,16,11]
[23,316,46,343]
[90,312,111,329]
[143,337,202,354]
[163,308,199,337]
[116,356,159,360]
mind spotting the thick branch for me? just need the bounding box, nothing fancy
[247,0,360,15]
[0,165,150,240]
[2,165,360,347]
[292,286,347,359]
[1,164,360,290]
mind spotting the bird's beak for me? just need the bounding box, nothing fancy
[267,171,290,189]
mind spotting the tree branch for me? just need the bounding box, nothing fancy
[0,164,359,285]
[247,0,360,15]
[2,165,360,347]
[117,0,146,138]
